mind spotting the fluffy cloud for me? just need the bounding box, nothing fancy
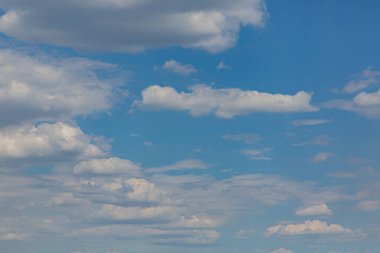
[0,0,267,52]
[266,220,353,236]
[163,60,197,75]
[73,157,141,176]
[137,85,317,118]
[0,49,118,128]
[0,122,106,166]
[295,203,333,216]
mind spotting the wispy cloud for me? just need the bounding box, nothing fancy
[241,148,272,160]
[222,133,261,144]
[295,203,333,216]
[291,119,332,127]
[312,152,334,163]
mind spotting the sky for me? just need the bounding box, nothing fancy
[0,1,380,253]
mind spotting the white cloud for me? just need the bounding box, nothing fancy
[295,203,332,216]
[73,157,141,176]
[241,148,271,160]
[120,178,171,204]
[0,49,118,127]
[163,60,197,75]
[222,133,261,144]
[353,89,380,107]
[266,220,353,236]
[0,0,267,52]
[325,68,380,118]
[312,152,334,163]
[136,85,317,118]
[0,122,105,165]
[291,119,332,127]
[269,248,294,253]
[146,159,208,173]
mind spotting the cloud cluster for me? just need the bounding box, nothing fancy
[137,85,317,118]
[0,0,267,52]
[73,157,141,177]
[0,122,106,166]
[0,49,117,128]
[326,67,380,118]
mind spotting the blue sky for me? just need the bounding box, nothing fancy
[0,1,380,253]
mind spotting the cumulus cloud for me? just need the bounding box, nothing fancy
[146,159,208,173]
[0,122,106,166]
[163,60,197,75]
[136,85,317,118]
[266,220,353,236]
[73,157,141,176]
[0,49,118,127]
[295,204,333,216]
[0,0,267,52]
